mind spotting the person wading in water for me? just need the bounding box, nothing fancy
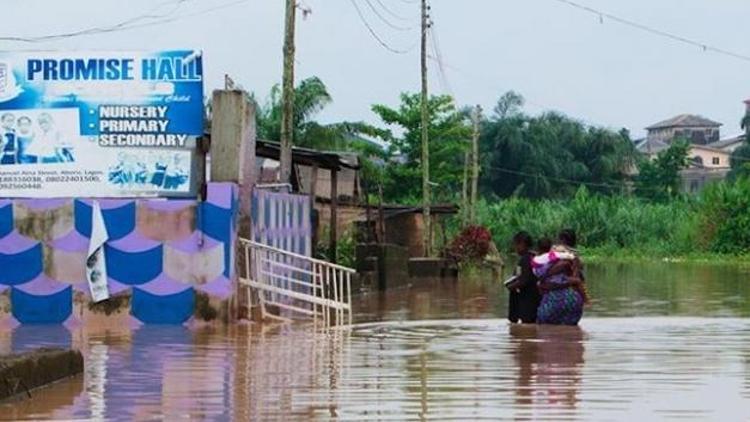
[507,231,542,324]
[533,229,588,326]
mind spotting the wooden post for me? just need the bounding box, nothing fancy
[378,183,385,243]
[329,167,338,263]
[365,185,373,243]
[420,0,431,257]
[461,148,469,227]
[470,105,482,224]
[280,0,297,184]
[310,163,319,254]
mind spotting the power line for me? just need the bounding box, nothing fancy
[372,0,412,22]
[549,0,750,63]
[361,0,417,31]
[0,0,190,42]
[0,0,247,43]
[348,0,416,54]
[428,24,453,96]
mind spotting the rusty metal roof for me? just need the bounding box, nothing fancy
[255,139,361,171]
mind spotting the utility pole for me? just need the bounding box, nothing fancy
[280,0,296,187]
[469,105,481,224]
[420,0,431,257]
[461,148,469,226]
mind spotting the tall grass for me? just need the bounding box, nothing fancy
[476,187,708,257]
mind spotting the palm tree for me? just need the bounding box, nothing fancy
[255,76,384,152]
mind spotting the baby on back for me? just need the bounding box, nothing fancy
[532,238,589,303]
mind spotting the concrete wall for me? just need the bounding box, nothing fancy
[0,183,239,327]
[688,147,730,168]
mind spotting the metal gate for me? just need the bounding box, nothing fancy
[239,239,354,327]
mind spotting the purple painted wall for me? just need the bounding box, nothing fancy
[0,182,239,326]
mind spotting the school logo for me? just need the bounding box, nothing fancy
[0,62,23,102]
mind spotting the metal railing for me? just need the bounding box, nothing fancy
[238,239,355,327]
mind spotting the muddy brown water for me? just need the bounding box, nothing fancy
[2,261,750,420]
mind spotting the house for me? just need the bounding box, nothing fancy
[709,134,744,153]
[645,114,722,145]
[639,114,731,193]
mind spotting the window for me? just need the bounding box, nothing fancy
[690,180,700,193]
[712,157,720,165]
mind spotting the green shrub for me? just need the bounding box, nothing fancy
[698,178,750,254]
[476,187,700,256]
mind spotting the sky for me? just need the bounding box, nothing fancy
[3,0,750,139]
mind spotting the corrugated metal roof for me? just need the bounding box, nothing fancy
[255,139,361,171]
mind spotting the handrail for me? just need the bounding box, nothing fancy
[239,238,356,273]
[239,238,354,327]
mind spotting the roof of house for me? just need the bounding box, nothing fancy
[635,138,670,154]
[710,134,745,150]
[646,114,723,130]
[255,139,361,171]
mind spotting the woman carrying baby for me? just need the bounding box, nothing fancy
[532,229,589,326]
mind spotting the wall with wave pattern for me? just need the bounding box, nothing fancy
[0,183,239,326]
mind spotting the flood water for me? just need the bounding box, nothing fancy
[2,261,750,420]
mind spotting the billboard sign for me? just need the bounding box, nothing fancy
[0,50,203,198]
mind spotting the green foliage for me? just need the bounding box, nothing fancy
[316,227,356,268]
[635,139,690,201]
[729,144,750,181]
[476,187,700,256]
[697,178,750,254]
[479,93,636,199]
[371,93,472,202]
[476,179,750,257]
[254,76,388,152]
[728,110,750,180]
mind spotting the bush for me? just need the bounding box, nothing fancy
[476,187,701,256]
[447,225,493,265]
[698,178,750,254]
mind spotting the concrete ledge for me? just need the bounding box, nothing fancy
[0,348,84,401]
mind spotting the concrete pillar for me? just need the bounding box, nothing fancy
[210,90,257,237]
[210,90,257,321]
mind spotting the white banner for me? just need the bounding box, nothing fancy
[86,201,110,303]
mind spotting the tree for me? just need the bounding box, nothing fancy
[479,92,636,199]
[371,93,472,203]
[729,109,750,180]
[635,140,690,201]
[493,90,524,119]
[255,76,385,151]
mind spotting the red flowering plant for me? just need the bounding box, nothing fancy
[447,225,493,266]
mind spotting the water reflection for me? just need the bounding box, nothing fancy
[510,325,585,419]
[1,262,750,419]
[355,261,750,320]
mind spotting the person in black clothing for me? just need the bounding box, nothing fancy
[507,231,542,324]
